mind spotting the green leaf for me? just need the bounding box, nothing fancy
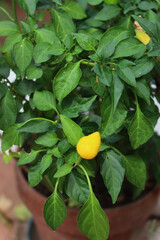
[13,38,33,72]
[62,95,97,118]
[112,72,124,110]
[136,99,159,128]
[118,59,135,67]
[54,163,73,178]
[1,124,23,153]
[100,150,125,204]
[138,1,158,10]
[148,45,160,57]
[53,9,75,42]
[58,138,71,154]
[33,42,51,63]
[0,90,17,130]
[90,77,105,97]
[95,5,121,21]
[62,1,86,19]
[48,146,62,158]
[117,65,136,87]
[35,131,59,147]
[44,181,67,231]
[98,66,112,87]
[0,55,10,78]
[128,104,154,149]
[64,34,74,50]
[53,62,82,104]
[150,11,160,24]
[122,154,147,189]
[80,159,98,177]
[33,90,57,112]
[112,38,146,59]
[2,33,22,52]
[132,15,157,39]
[100,95,127,138]
[17,119,54,133]
[60,115,84,146]
[34,28,60,44]
[77,189,109,240]
[20,21,31,34]
[56,158,65,170]
[146,10,158,24]
[55,158,64,172]
[132,57,154,78]
[65,150,80,165]
[117,16,134,31]
[26,65,43,80]
[0,21,19,36]
[77,0,87,10]
[99,41,115,59]
[28,159,43,187]
[17,0,37,15]
[97,27,130,55]
[16,110,35,124]
[27,16,37,31]
[48,43,65,56]
[74,33,97,51]
[17,150,40,166]
[86,18,103,27]
[40,154,53,174]
[135,79,150,105]
[88,0,103,5]
[0,83,7,99]
[13,80,38,96]
[52,0,63,5]
[65,170,89,204]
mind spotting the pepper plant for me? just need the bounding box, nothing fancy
[0,0,160,239]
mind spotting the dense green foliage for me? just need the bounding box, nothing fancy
[0,0,160,239]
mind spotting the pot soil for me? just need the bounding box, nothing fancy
[15,166,160,240]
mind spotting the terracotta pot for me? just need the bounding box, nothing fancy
[0,1,51,46]
[15,166,160,240]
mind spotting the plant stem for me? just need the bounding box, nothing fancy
[20,117,58,126]
[133,89,139,108]
[81,61,96,66]
[106,62,117,66]
[155,0,160,6]
[55,178,59,192]
[0,7,14,21]
[74,157,82,168]
[108,146,123,157]
[11,0,18,26]
[78,164,92,192]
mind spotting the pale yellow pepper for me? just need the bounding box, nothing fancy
[136,30,151,45]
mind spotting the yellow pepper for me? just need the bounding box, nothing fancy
[136,30,151,45]
[76,132,101,160]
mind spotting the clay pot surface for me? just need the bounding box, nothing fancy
[15,166,160,240]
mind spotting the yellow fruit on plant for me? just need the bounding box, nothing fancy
[136,30,151,45]
[76,132,101,160]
